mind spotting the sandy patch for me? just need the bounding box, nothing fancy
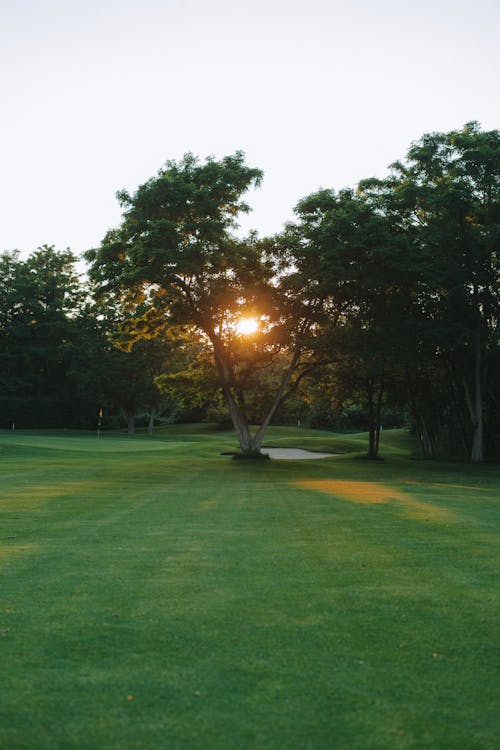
[262,447,337,460]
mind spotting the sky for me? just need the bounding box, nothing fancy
[1,0,499,263]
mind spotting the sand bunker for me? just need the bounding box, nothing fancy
[262,447,336,460]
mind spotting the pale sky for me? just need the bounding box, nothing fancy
[1,0,499,262]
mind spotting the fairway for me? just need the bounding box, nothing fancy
[1,426,499,749]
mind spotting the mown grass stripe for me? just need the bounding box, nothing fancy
[0,426,499,749]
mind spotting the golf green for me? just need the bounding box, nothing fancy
[1,426,499,749]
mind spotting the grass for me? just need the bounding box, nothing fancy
[1,425,499,749]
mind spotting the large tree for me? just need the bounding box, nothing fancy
[86,152,311,454]
[362,122,500,462]
[282,188,419,458]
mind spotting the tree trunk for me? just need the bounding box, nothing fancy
[127,414,135,434]
[366,378,378,460]
[252,349,301,451]
[148,408,155,435]
[471,329,484,463]
[374,367,385,457]
[211,346,255,453]
[416,417,435,459]
[227,404,254,453]
[212,336,301,455]
[464,328,484,463]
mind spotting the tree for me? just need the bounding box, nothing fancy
[283,188,419,458]
[108,322,185,434]
[0,246,86,427]
[362,122,500,462]
[85,152,311,454]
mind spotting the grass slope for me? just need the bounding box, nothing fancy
[1,426,499,749]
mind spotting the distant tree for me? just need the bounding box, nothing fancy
[0,251,25,397]
[0,246,86,426]
[109,322,184,434]
[62,300,110,427]
[154,335,225,424]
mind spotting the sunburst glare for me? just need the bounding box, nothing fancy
[235,316,259,335]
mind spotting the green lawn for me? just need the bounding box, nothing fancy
[1,426,499,749]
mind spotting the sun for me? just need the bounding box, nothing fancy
[235,316,259,335]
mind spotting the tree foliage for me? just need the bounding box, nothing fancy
[360,122,500,461]
[3,125,500,462]
[86,152,313,454]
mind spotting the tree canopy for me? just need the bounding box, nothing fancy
[85,152,313,454]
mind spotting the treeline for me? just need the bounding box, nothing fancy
[1,122,499,461]
[0,246,196,431]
